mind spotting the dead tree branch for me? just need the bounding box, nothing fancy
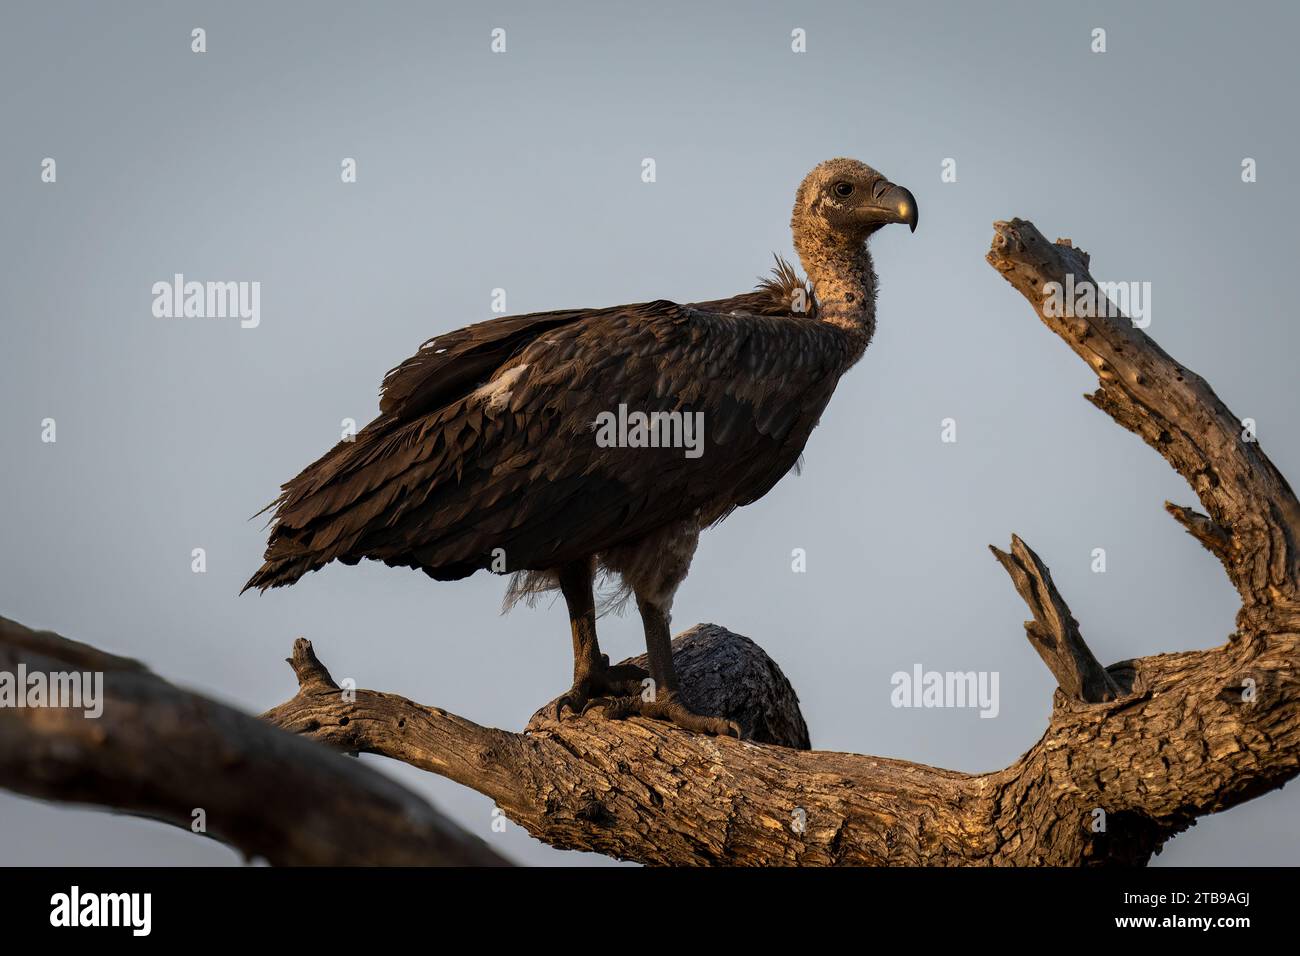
[987,221,1300,619]
[0,615,510,866]
[989,534,1121,704]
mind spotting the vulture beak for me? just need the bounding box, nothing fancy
[871,181,919,232]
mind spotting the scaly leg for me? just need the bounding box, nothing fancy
[585,594,741,738]
[552,560,648,719]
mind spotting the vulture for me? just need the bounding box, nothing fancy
[245,158,917,737]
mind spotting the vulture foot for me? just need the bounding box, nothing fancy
[581,690,742,738]
[553,661,649,720]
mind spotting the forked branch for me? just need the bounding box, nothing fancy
[989,535,1121,704]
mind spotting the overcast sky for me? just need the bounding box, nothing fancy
[2,0,1297,865]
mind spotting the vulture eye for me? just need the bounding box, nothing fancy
[833,181,854,198]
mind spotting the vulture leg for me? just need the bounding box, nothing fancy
[629,595,742,738]
[581,596,740,737]
[583,524,742,737]
[552,560,648,719]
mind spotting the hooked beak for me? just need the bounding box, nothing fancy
[871,181,918,232]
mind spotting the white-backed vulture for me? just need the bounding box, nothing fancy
[245,158,918,736]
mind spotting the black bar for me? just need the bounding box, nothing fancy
[0,866,1279,941]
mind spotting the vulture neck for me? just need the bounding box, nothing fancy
[794,229,878,353]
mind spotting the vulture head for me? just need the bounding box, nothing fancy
[792,157,918,244]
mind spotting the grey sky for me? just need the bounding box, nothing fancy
[1,0,1297,865]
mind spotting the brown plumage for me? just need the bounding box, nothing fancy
[245,158,917,736]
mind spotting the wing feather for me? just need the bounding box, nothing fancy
[245,263,842,591]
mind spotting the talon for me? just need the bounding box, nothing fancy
[576,688,743,738]
[550,658,653,721]
[549,667,737,736]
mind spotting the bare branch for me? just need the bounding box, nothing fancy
[1165,501,1234,568]
[987,218,1300,615]
[0,615,510,866]
[989,535,1121,703]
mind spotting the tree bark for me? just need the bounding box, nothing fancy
[4,218,1297,866]
[0,615,510,866]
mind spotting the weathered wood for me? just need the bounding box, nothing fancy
[987,218,1300,619]
[263,615,1299,865]
[0,616,510,866]
[989,535,1121,703]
